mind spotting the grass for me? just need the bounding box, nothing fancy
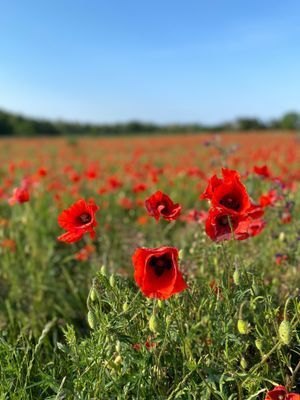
[0,133,299,399]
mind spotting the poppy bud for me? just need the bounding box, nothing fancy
[240,357,247,369]
[233,268,240,285]
[279,232,285,242]
[100,265,107,276]
[87,310,96,330]
[255,338,263,351]
[279,320,292,345]
[90,287,97,302]
[115,340,121,353]
[109,274,115,287]
[237,319,250,334]
[114,355,122,365]
[178,249,184,259]
[252,281,259,296]
[157,300,163,308]
[122,301,129,312]
[149,314,158,333]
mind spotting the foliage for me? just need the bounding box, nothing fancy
[0,134,299,399]
[0,109,300,136]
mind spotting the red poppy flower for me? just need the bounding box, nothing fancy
[1,239,16,253]
[132,183,147,193]
[259,190,282,207]
[57,199,99,243]
[75,244,96,261]
[132,246,187,299]
[281,210,292,224]
[247,218,266,237]
[107,176,123,190]
[200,174,223,201]
[8,186,30,205]
[37,167,47,177]
[205,207,265,242]
[201,168,251,214]
[265,385,300,400]
[119,197,134,210]
[254,165,271,178]
[205,208,251,242]
[145,191,181,221]
[275,253,288,265]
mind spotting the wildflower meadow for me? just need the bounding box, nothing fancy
[0,133,299,399]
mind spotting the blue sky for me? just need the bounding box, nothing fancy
[0,0,300,124]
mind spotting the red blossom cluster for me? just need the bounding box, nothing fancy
[200,168,265,242]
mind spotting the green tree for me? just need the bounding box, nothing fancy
[280,112,300,130]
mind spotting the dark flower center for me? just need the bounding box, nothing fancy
[218,215,230,227]
[149,254,173,277]
[217,214,237,229]
[219,194,240,211]
[158,202,170,215]
[78,213,92,224]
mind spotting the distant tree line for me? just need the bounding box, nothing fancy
[0,109,299,136]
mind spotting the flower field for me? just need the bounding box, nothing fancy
[0,132,299,399]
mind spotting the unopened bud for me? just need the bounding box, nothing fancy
[279,320,292,345]
[122,301,129,312]
[252,282,259,296]
[109,274,115,287]
[237,319,250,335]
[100,265,107,276]
[240,357,247,369]
[255,338,263,351]
[114,355,122,365]
[149,314,158,333]
[233,268,240,285]
[115,341,121,353]
[90,287,97,302]
[87,310,96,330]
[279,232,285,242]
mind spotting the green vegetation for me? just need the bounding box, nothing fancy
[0,109,300,136]
[0,137,299,399]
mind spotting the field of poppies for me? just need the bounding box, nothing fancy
[0,132,299,399]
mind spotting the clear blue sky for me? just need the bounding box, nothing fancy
[0,0,300,124]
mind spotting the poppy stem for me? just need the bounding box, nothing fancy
[221,242,232,290]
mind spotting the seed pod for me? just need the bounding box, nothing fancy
[237,319,250,335]
[240,356,247,369]
[109,274,115,287]
[122,301,129,312]
[149,314,158,333]
[87,310,97,330]
[279,320,292,345]
[233,268,240,285]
